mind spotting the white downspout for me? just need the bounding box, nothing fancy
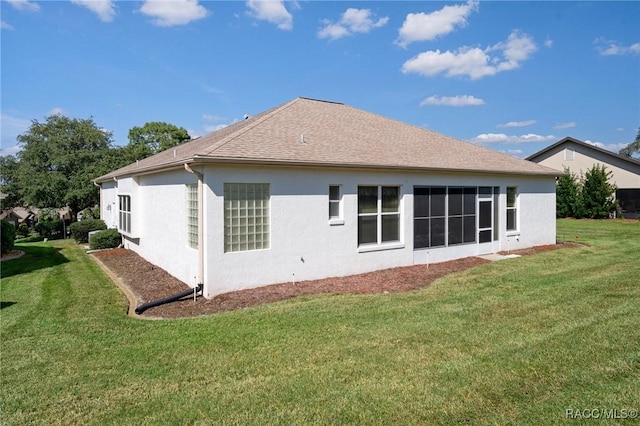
[184,164,205,294]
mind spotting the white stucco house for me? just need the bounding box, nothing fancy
[95,97,559,298]
[527,137,640,218]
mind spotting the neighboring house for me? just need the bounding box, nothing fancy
[527,137,640,218]
[0,209,21,227]
[0,206,72,227]
[0,207,36,227]
[95,97,559,298]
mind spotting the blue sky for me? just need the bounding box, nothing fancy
[1,0,639,159]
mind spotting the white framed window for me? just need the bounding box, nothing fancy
[329,185,343,223]
[186,184,198,249]
[506,186,518,232]
[224,183,270,253]
[118,195,131,234]
[564,148,575,161]
[358,186,400,246]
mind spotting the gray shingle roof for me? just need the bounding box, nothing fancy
[96,97,559,182]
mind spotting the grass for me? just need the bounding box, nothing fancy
[1,219,639,425]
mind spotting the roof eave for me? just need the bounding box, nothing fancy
[93,159,192,184]
[94,154,560,184]
[189,155,561,177]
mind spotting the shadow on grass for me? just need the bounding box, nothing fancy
[0,245,69,279]
[0,301,16,309]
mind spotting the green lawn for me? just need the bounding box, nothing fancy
[1,219,639,425]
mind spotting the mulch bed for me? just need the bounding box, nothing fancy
[92,243,577,319]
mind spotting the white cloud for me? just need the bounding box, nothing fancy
[402,30,537,80]
[497,149,524,158]
[318,8,389,40]
[1,20,15,30]
[202,114,227,122]
[246,0,293,31]
[584,140,628,154]
[6,0,40,12]
[186,128,200,139]
[396,0,478,48]
[544,38,553,48]
[0,145,22,157]
[48,107,66,116]
[204,124,230,133]
[140,0,209,27]
[553,122,576,130]
[594,37,640,56]
[71,0,116,22]
[471,133,556,144]
[498,120,536,128]
[419,95,484,107]
[204,118,240,133]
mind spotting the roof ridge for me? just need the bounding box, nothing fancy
[201,98,303,157]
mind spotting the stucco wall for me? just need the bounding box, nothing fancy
[532,142,640,189]
[101,171,200,289]
[99,181,118,229]
[202,165,556,297]
[100,165,556,298]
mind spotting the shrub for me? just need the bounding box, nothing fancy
[89,229,121,250]
[16,223,31,238]
[581,164,616,219]
[1,220,16,254]
[556,168,581,218]
[35,218,62,239]
[69,219,107,243]
[556,165,616,219]
[35,208,63,239]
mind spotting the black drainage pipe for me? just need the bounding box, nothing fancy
[135,284,202,315]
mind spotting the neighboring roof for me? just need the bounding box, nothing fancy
[527,136,640,167]
[96,97,559,182]
[0,207,35,223]
[0,209,19,221]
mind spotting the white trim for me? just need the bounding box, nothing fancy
[358,242,405,253]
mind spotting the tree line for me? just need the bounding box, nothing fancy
[0,115,190,217]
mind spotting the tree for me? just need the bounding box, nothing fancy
[581,164,616,219]
[618,127,640,159]
[0,155,21,209]
[34,208,62,239]
[8,115,119,215]
[125,121,191,161]
[556,168,581,218]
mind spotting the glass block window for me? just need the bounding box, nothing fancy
[224,183,270,252]
[118,195,131,234]
[186,184,198,249]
